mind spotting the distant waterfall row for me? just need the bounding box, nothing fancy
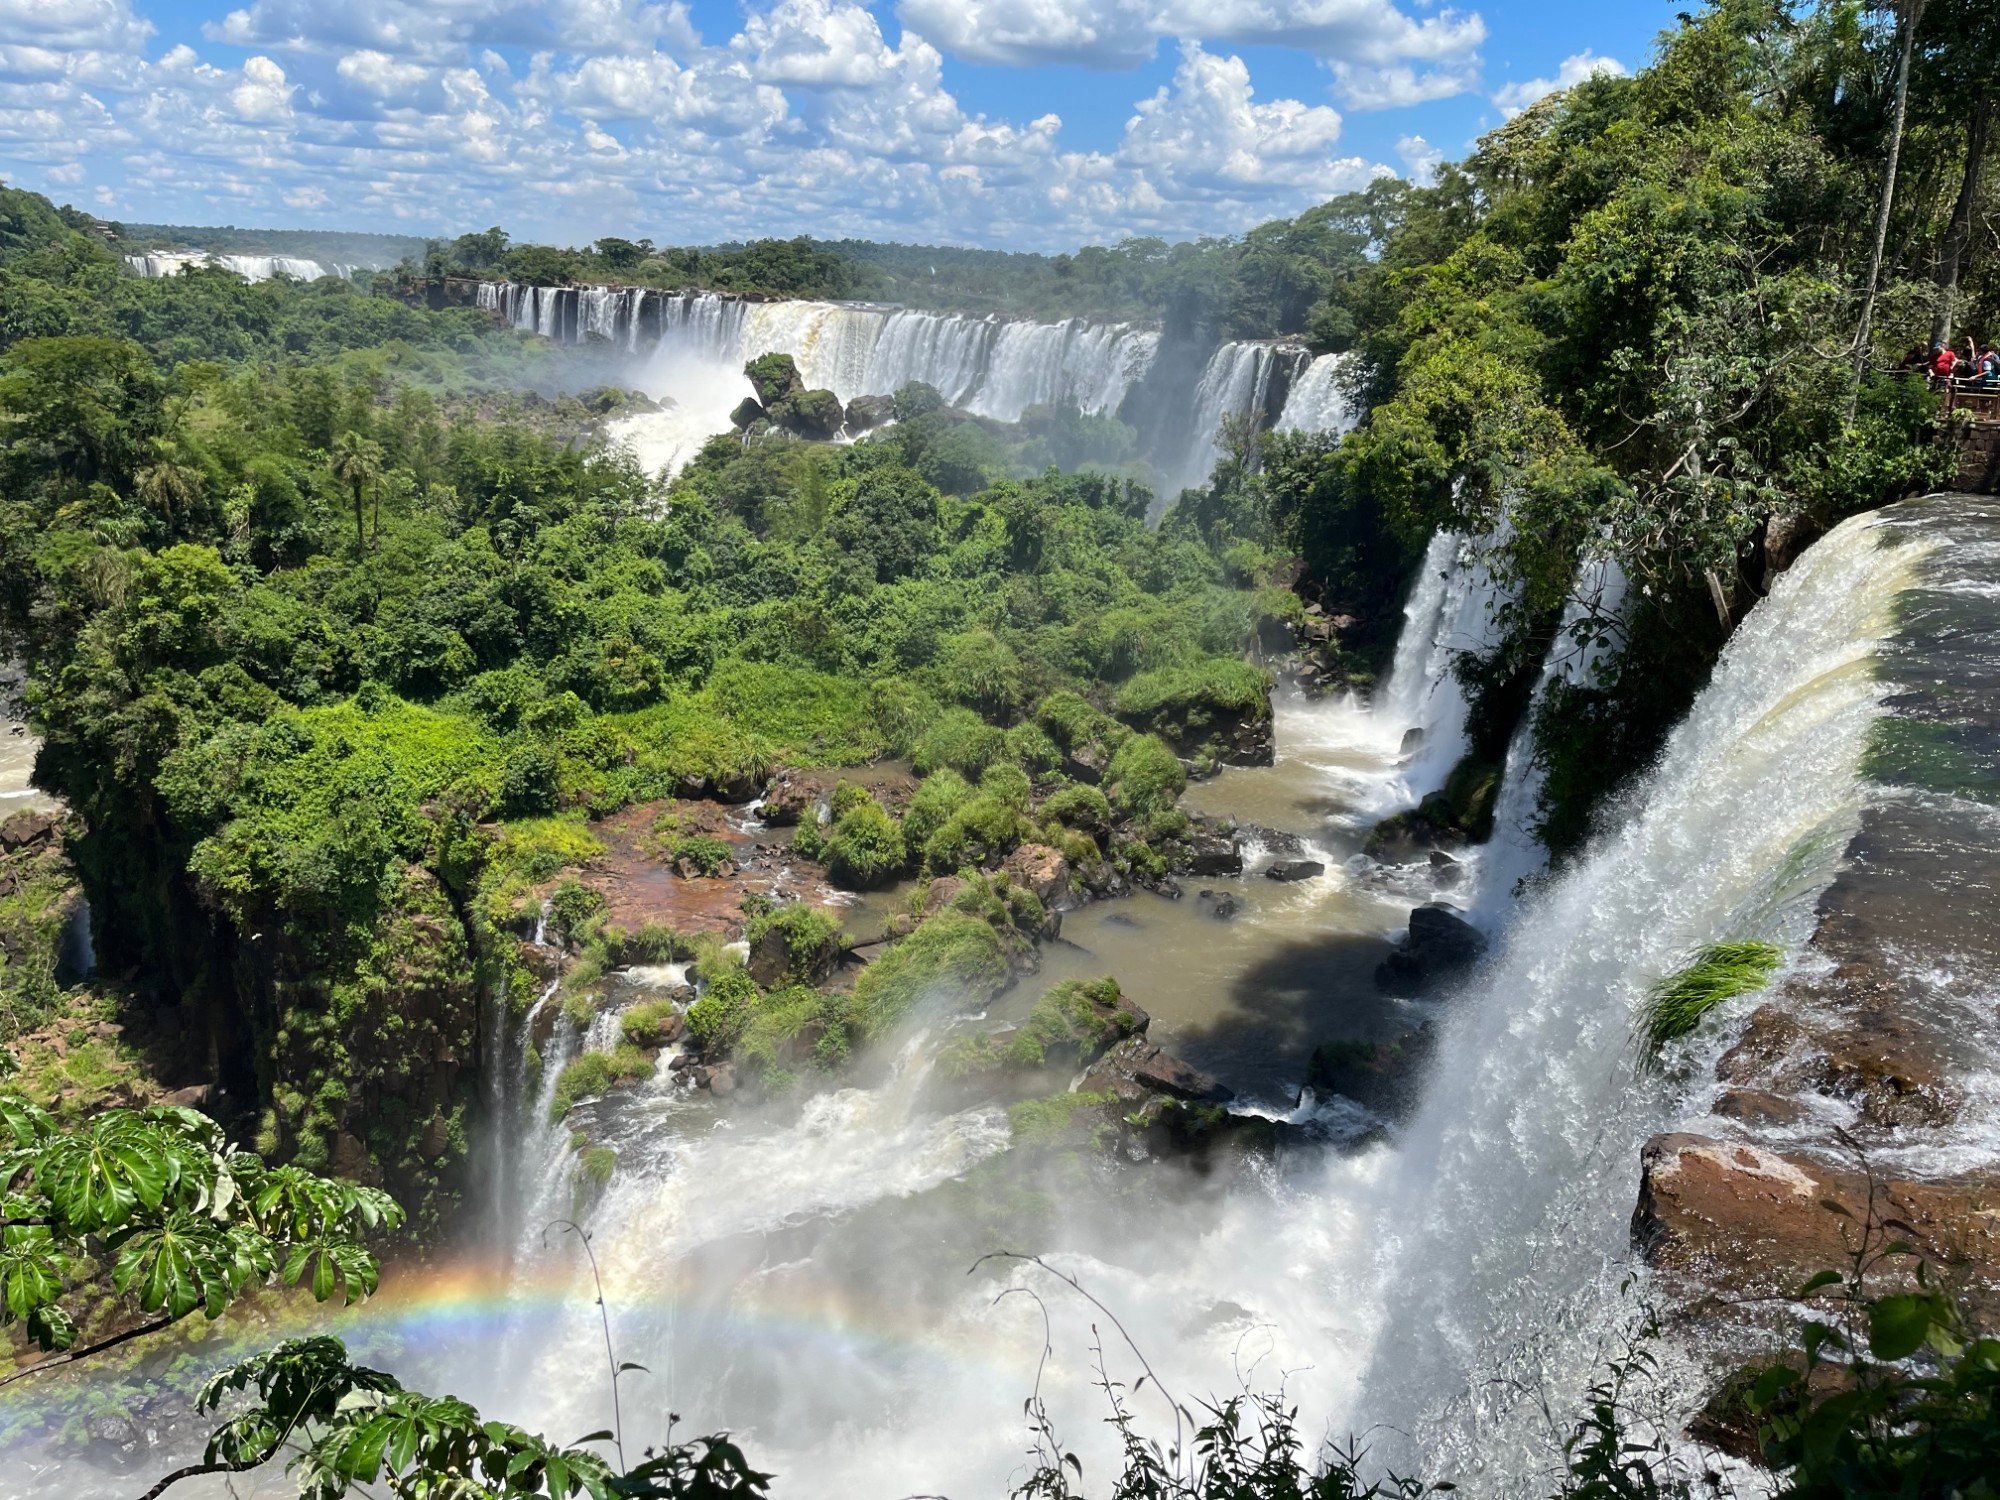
[475,280,1352,495]
[124,251,359,282]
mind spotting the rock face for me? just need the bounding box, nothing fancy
[1633,1133,2000,1322]
[1376,902,1486,992]
[729,396,766,432]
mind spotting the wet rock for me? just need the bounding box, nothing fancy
[1063,743,1110,784]
[1219,716,1275,768]
[1196,889,1240,920]
[1300,1024,1435,1119]
[1376,902,1487,993]
[1264,859,1325,883]
[1184,832,1243,877]
[1005,844,1072,906]
[729,396,766,431]
[1086,1037,1233,1104]
[1429,850,1464,889]
[1710,1088,1810,1128]
[707,1064,738,1097]
[1399,727,1424,757]
[1239,824,1305,856]
[758,774,812,826]
[844,393,894,432]
[1632,1133,2000,1322]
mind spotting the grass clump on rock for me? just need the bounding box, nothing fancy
[851,912,1011,1037]
[1640,941,1783,1069]
[548,1045,655,1121]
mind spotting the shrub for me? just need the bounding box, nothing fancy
[912,707,1006,779]
[851,913,1011,1036]
[903,769,973,849]
[548,1045,654,1121]
[746,903,844,983]
[1005,720,1061,775]
[978,762,1032,811]
[1112,658,1270,742]
[1005,977,1134,1069]
[823,800,907,888]
[922,793,1030,872]
[548,877,607,943]
[685,966,760,1054]
[1035,690,1114,751]
[1007,1090,1114,1147]
[737,984,851,1074]
[498,742,561,817]
[1040,784,1111,834]
[1105,734,1186,820]
[935,630,1024,718]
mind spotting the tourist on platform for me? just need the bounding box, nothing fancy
[1932,343,1960,380]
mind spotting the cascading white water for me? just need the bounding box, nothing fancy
[1275,352,1356,437]
[123,251,354,281]
[1358,509,1925,1485]
[1368,530,1510,810]
[1467,556,1629,925]
[1160,341,1297,503]
[478,281,1282,495]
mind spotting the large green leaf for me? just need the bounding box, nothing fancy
[35,1114,173,1233]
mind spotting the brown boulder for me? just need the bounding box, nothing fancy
[0,811,57,850]
[1632,1133,2000,1324]
[1004,844,1071,906]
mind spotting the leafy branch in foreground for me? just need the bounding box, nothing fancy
[143,1334,773,1500]
[0,1093,400,1383]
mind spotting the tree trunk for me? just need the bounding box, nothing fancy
[1848,0,1928,426]
[353,481,366,556]
[1931,99,1992,347]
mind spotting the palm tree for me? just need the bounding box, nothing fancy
[330,431,383,557]
[133,438,205,527]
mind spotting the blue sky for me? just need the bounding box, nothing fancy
[1,0,1682,250]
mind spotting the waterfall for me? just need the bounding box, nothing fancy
[1275,353,1355,437]
[1468,556,1630,924]
[1162,341,1293,501]
[478,280,1282,497]
[123,252,353,281]
[1370,530,1510,807]
[1358,508,1926,1483]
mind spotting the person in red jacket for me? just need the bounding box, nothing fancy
[1932,343,1959,379]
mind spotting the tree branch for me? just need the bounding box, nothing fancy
[133,1456,270,1500]
[0,1314,174,1389]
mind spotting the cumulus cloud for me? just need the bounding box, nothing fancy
[1395,132,1442,183]
[3,0,1421,247]
[896,0,1484,72]
[1492,49,1625,117]
[0,0,152,51]
[208,0,698,61]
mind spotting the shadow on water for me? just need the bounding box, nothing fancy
[1172,930,1411,1097]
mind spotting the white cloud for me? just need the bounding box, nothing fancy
[208,0,698,61]
[1395,131,1442,182]
[1331,61,1476,110]
[733,0,901,88]
[229,55,295,120]
[1492,49,1625,117]
[896,0,1484,71]
[4,0,1410,247]
[0,0,151,51]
